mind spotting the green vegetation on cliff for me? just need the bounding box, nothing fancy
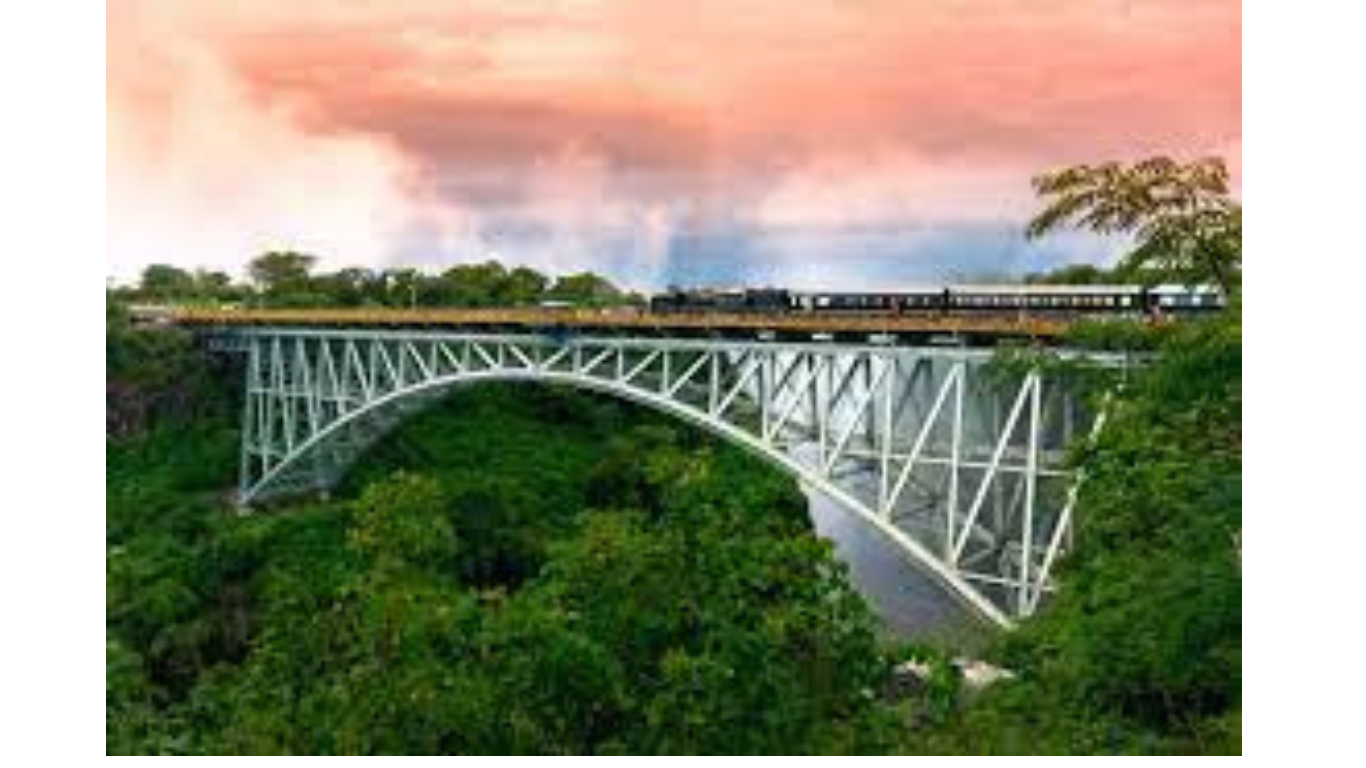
[106,296,1240,754]
[914,307,1242,754]
[107,308,904,753]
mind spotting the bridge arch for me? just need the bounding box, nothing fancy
[233,328,1105,627]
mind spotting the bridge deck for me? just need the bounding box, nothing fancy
[165,306,1074,340]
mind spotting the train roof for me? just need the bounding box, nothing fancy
[943,284,1143,295]
[654,283,1219,296]
[785,284,1146,295]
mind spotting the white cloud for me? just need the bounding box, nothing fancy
[106,29,450,281]
[753,147,1038,233]
[106,37,681,290]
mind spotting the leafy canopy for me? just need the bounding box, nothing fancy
[1026,156,1241,293]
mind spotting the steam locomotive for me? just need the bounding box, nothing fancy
[648,284,1224,316]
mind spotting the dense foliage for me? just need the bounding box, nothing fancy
[915,308,1242,754]
[1026,156,1241,292]
[107,292,1241,754]
[112,252,639,309]
[105,300,235,438]
[108,320,909,753]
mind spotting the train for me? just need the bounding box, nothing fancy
[647,284,1225,317]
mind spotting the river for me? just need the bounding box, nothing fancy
[804,487,978,640]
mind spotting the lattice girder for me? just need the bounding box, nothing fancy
[234,328,1103,626]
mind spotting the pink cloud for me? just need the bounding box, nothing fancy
[108,0,1241,283]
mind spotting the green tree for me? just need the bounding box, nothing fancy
[380,268,426,308]
[546,272,623,306]
[139,264,196,301]
[1026,157,1240,293]
[349,472,458,574]
[313,267,381,307]
[248,251,317,301]
[1024,263,1112,286]
[442,261,509,306]
[191,269,238,302]
[504,266,550,305]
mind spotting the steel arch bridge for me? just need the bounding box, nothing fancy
[223,327,1109,627]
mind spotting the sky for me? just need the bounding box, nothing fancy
[107,0,1240,290]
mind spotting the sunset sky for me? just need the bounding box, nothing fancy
[107,0,1240,289]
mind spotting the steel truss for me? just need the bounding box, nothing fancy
[234,328,1105,626]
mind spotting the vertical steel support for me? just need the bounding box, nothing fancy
[238,338,260,502]
[817,353,832,468]
[759,352,772,440]
[946,359,965,558]
[708,350,721,413]
[1019,373,1042,613]
[878,354,895,510]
